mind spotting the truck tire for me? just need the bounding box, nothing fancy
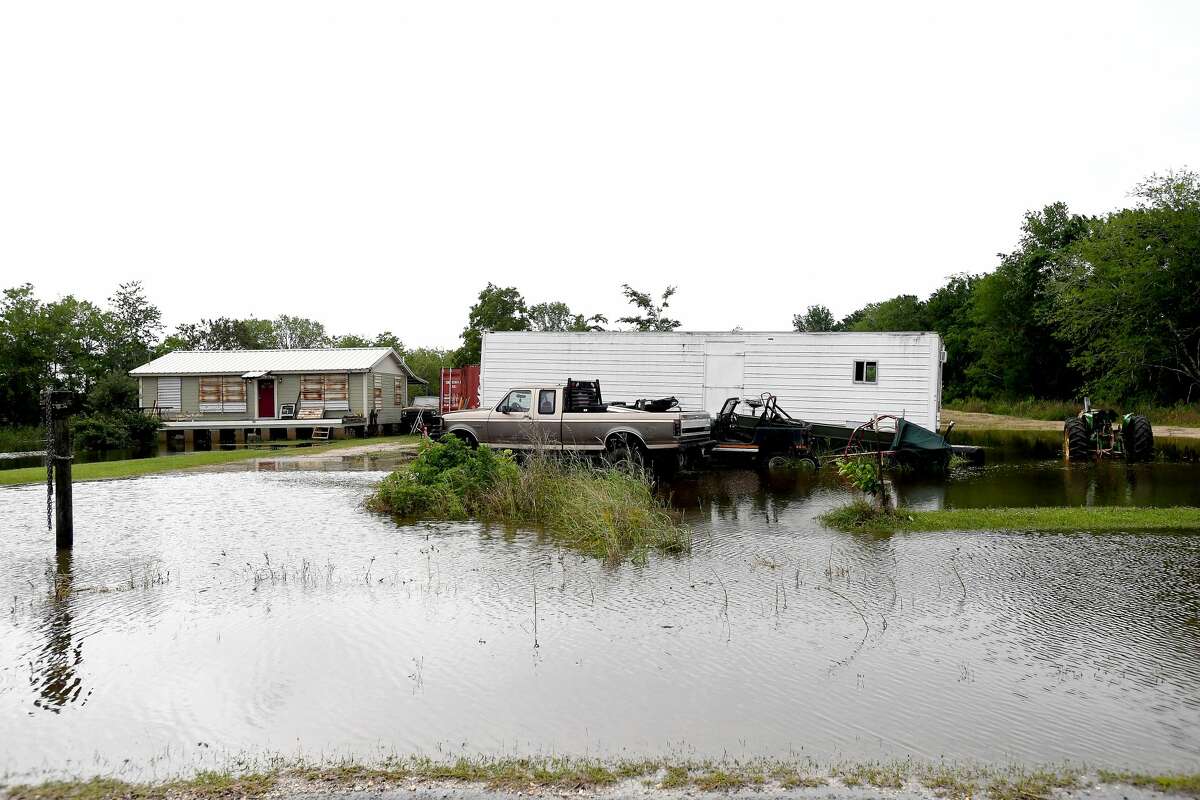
[604,434,645,473]
[1123,415,1154,462]
[449,430,478,449]
[1063,417,1090,462]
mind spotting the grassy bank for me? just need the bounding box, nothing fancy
[822,500,1200,533]
[0,436,421,486]
[945,397,1200,427]
[4,757,1198,800]
[369,437,688,562]
[0,425,43,453]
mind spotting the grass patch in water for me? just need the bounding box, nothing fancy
[0,436,420,486]
[1098,771,1200,796]
[8,759,1195,799]
[368,436,689,562]
[822,501,1200,533]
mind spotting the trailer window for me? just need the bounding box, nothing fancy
[854,360,878,384]
[537,389,556,415]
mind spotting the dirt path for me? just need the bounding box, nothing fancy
[942,409,1200,439]
[277,441,421,462]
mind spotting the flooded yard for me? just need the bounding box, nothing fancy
[2,451,1199,781]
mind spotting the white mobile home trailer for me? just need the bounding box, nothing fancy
[480,331,946,431]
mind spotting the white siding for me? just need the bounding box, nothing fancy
[481,331,943,429]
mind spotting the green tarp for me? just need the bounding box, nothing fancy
[890,418,951,455]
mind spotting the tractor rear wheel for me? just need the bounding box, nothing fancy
[1063,418,1091,462]
[1123,415,1154,462]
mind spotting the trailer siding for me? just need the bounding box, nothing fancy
[481,331,943,430]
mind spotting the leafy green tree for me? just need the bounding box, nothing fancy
[617,284,680,331]
[792,304,836,332]
[454,283,530,366]
[0,285,106,424]
[102,281,162,372]
[163,317,275,351]
[968,202,1087,398]
[528,301,607,332]
[272,315,331,349]
[841,295,928,332]
[402,346,453,389]
[923,274,980,398]
[1051,170,1200,401]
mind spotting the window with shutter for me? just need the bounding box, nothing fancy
[372,374,383,411]
[300,374,350,412]
[199,376,247,412]
[325,374,350,411]
[157,377,182,410]
[393,376,404,407]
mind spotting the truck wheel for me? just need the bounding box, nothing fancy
[450,430,478,449]
[605,435,645,473]
[1063,418,1090,462]
[1123,415,1154,462]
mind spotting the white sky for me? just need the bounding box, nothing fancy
[2,1,1197,349]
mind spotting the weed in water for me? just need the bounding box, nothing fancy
[369,438,689,563]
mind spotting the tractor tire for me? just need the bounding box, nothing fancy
[1063,418,1091,463]
[1123,415,1154,462]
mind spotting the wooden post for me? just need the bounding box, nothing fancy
[46,390,73,549]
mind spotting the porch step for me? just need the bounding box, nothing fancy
[311,426,331,441]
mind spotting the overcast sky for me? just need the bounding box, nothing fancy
[1,1,1197,349]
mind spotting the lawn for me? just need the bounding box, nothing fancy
[944,397,1200,428]
[821,503,1200,533]
[0,435,421,486]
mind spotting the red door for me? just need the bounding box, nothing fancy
[257,379,275,418]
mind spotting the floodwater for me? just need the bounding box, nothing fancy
[1,450,1199,781]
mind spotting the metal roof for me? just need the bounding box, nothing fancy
[131,348,426,382]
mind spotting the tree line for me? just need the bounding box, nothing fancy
[793,169,1200,406]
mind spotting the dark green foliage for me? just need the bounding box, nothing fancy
[72,410,159,452]
[802,169,1199,405]
[86,372,139,414]
[792,304,836,332]
[454,283,531,366]
[841,294,928,333]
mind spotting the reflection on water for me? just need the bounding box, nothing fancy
[1,461,1199,781]
[30,551,87,713]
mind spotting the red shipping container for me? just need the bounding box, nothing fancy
[440,366,480,413]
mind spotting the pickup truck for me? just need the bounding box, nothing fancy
[440,379,711,467]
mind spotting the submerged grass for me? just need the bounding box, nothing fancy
[822,501,1200,533]
[0,436,420,486]
[369,437,689,562]
[7,759,1196,799]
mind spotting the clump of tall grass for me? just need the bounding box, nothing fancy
[0,425,44,453]
[369,436,689,562]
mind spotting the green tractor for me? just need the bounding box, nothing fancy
[1063,398,1154,463]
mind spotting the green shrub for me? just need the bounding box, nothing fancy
[71,409,160,452]
[370,438,687,562]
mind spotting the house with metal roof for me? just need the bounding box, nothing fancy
[130,348,427,445]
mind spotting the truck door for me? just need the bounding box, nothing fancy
[489,389,534,447]
[534,388,562,449]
